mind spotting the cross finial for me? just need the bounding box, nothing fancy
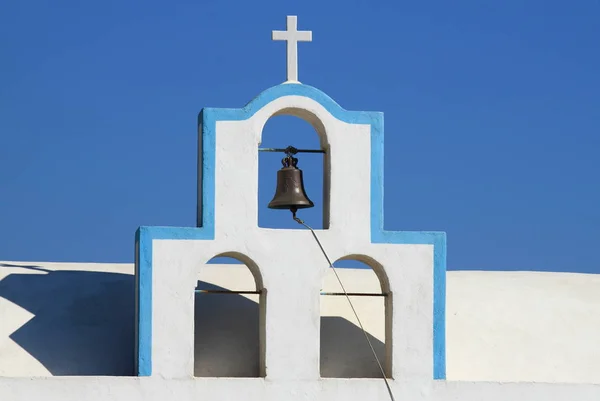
[272,16,312,83]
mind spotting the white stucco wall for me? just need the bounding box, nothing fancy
[139,90,442,385]
[1,261,599,384]
[446,270,600,384]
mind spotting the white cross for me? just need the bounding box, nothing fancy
[272,15,312,83]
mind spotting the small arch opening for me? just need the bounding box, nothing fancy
[258,114,329,229]
[320,256,391,378]
[194,253,266,377]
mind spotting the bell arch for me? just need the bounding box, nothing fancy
[194,252,266,377]
[211,251,264,291]
[336,254,391,294]
[258,110,330,229]
[258,106,329,148]
[319,255,392,378]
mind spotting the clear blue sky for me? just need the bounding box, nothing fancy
[1,1,598,273]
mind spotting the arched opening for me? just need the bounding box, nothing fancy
[320,255,391,378]
[258,114,329,229]
[194,252,266,377]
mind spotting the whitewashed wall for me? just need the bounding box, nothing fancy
[1,261,599,384]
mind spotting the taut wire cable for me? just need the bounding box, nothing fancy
[291,209,396,401]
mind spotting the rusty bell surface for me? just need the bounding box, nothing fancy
[267,155,314,210]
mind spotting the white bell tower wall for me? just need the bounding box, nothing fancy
[134,83,447,382]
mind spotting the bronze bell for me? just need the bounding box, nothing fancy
[268,154,314,210]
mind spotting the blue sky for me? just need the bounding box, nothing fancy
[1,1,598,273]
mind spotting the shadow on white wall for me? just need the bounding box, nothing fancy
[0,263,385,378]
[194,282,260,377]
[0,263,135,376]
[320,316,385,378]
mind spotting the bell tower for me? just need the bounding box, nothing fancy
[135,14,447,389]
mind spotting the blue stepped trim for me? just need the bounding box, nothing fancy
[135,226,214,376]
[134,83,447,379]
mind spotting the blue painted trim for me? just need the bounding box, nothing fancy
[135,226,214,376]
[134,83,447,379]
[135,227,151,376]
[197,109,216,234]
[373,231,447,379]
[134,229,140,375]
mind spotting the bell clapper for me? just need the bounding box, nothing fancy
[290,206,304,224]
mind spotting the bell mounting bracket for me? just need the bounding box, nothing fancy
[258,145,326,154]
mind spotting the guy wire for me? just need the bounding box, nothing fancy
[291,210,396,401]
